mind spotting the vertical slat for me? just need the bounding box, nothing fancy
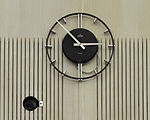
[102,38,106,120]
[22,38,25,120]
[51,38,55,120]
[58,38,63,120]
[29,39,34,120]
[127,39,131,120]
[43,38,47,120]
[78,79,82,120]
[46,38,51,120]
[39,38,43,120]
[33,39,35,120]
[130,39,135,120]
[148,38,150,120]
[143,38,147,120]
[12,38,16,120]
[7,39,10,120]
[20,38,23,120]
[0,37,2,119]
[114,38,119,120]
[0,38,5,120]
[139,39,143,120]
[37,38,40,120]
[54,38,59,120]
[0,37,1,120]
[33,39,36,120]
[2,38,6,120]
[25,38,30,120]
[110,38,115,120]
[17,38,21,120]
[34,38,38,120]
[106,38,111,120]
[15,38,19,120]
[32,39,35,120]
[118,38,123,120]
[98,38,102,120]
[16,38,19,120]
[5,38,8,120]
[146,38,148,120]
[9,39,13,120]
[122,39,127,120]
[24,38,27,120]
[134,39,139,120]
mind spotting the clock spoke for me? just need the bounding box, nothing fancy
[78,13,82,28]
[78,63,83,81]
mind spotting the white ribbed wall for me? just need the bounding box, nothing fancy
[0,38,150,120]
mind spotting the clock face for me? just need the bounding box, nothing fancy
[46,12,114,80]
[62,28,98,63]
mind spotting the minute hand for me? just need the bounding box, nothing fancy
[56,20,85,50]
[74,43,103,46]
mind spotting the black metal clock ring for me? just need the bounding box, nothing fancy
[46,12,115,80]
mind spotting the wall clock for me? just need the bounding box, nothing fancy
[46,12,114,80]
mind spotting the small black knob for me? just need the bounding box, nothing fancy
[23,96,39,111]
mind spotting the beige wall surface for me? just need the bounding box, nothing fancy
[0,0,150,120]
[0,0,150,38]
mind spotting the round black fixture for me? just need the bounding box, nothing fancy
[23,96,39,111]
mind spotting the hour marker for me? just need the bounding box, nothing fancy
[104,29,109,34]
[93,18,97,24]
[63,71,67,74]
[51,60,56,64]
[63,18,67,24]
[62,71,67,77]
[108,44,115,47]
[94,69,97,74]
[45,45,52,48]
[51,30,56,34]
[104,59,110,64]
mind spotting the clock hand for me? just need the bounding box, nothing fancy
[74,43,103,46]
[56,20,85,50]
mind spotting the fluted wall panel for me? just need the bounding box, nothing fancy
[0,38,149,120]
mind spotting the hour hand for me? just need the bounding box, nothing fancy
[74,43,103,46]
